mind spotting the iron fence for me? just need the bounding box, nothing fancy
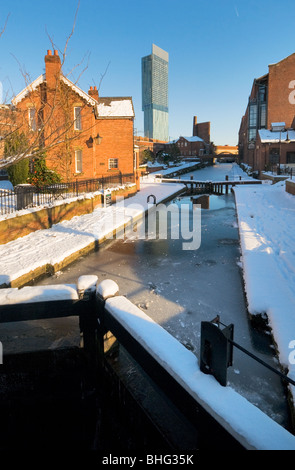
[0,173,135,216]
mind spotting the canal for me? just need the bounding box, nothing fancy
[35,162,292,432]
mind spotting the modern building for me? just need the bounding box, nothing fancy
[238,52,295,172]
[3,49,138,184]
[141,44,169,142]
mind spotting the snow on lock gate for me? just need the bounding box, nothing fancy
[1,277,295,450]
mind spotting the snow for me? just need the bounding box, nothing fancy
[77,275,98,294]
[97,279,119,299]
[1,163,295,448]
[0,284,78,304]
[96,99,134,117]
[0,184,136,222]
[0,180,185,286]
[234,181,295,401]
[181,136,204,143]
[148,161,201,177]
[106,294,295,450]
[259,128,295,143]
[12,74,45,105]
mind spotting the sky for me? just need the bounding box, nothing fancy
[1,0,295,146]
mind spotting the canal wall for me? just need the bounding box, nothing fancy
[0,182,186,289]
[0,184,137,245]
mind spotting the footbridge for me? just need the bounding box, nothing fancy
[160,177,262,195]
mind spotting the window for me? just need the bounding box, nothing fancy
[108,158,118,169]
[248,128,257,141]
[29,108,37,131]
[287,152,295,164]
[258,85,266,102]
[75,150,83,173]
[260,103,267,128]
[74,107,82,130]
[249,104,258,127]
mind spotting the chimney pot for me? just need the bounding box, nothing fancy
[90,86,93,90]
[54,50,59,56]
[94,86,97,90]
[47,50,52,55]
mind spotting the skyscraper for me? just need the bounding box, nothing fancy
[141,44,169,141]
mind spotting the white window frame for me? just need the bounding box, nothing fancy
[29,108,37,131]
[108,158,119,169]
[75,149,83,173]
[74,106,82,131]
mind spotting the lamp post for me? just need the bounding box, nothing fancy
[278,130,282,175]
[278,129,291,175]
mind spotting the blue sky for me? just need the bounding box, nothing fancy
[1,0,295,145]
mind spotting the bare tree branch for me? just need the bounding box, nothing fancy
[0,14,10,38]
[97,61,111,93]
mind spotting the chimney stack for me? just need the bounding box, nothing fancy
[45,49,61,90]
[88,85,99,100]
[193,116,198,136]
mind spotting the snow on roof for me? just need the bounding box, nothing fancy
[181,136,204,143]
[271,122,286,128]
[12,73,98,107]
[95,98,134,118]
[258,129,295,143]
[12,74,45,105]
[11,74,134,118]
[61,75,97,106]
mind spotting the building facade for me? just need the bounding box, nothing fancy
[239,52,295,172]
[142,44,169,142]
[193,116,211,144]
[166,136,205,158]
[6,50,137,183]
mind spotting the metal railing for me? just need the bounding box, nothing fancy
[0,173,135,216]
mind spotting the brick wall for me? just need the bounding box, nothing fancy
[268,53,295,129]
[12,50,135,183]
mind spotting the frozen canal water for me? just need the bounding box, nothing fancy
[35,163,292,431]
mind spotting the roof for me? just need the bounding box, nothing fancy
[258,128,295,143]
[12,75,134,117]
[12,74,45,105]
[180,136,204,143]
[12,73,97,107]
[95,97,134,118]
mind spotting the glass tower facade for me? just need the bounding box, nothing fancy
[142,44,169,141]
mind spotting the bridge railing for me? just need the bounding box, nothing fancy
[160,178,262,195]
[1,277,295,450]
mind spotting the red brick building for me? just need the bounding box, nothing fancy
[134,135,167,164]
[239,52,295,172]
[192,116,211,144]
[10,50,137,183]
[165,133,215,159]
